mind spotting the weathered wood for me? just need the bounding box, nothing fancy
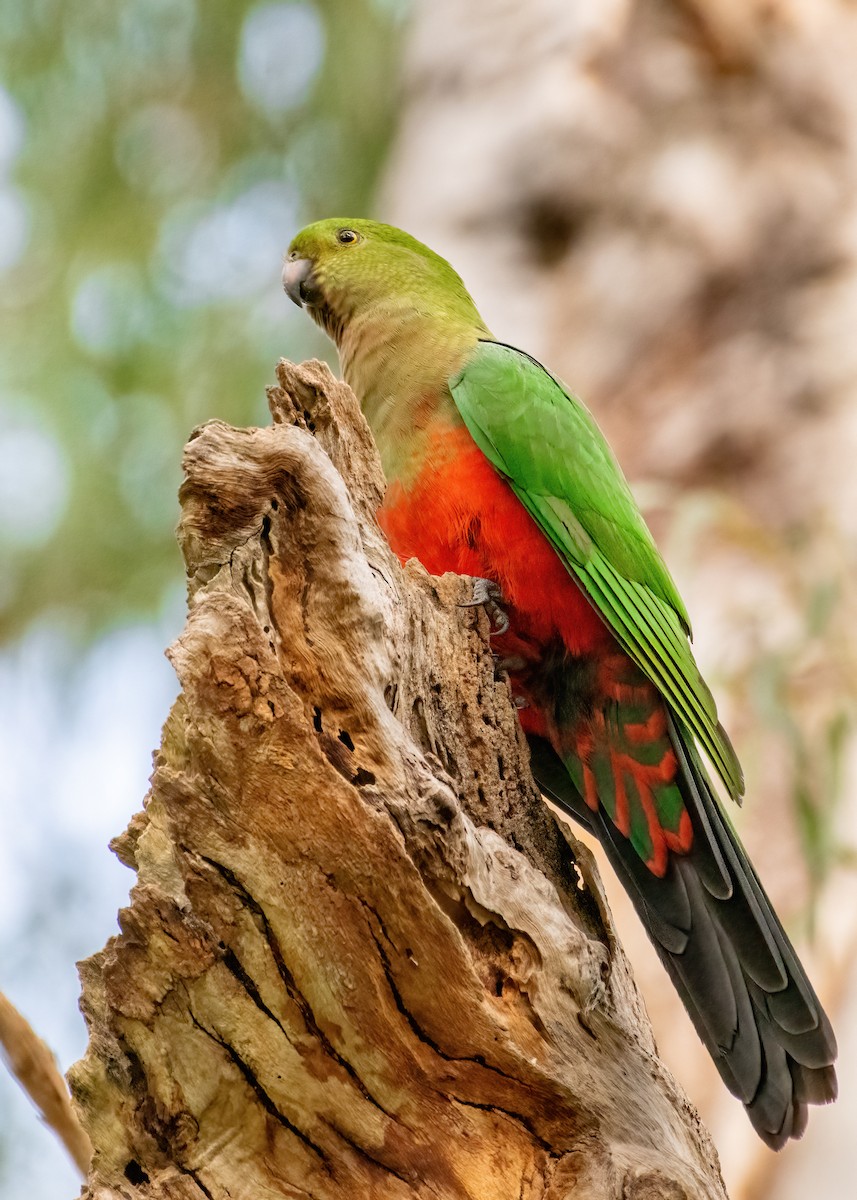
[69,360,727,1199]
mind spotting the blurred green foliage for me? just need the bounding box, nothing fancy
[0,0,404,641]
[670,491,857,921]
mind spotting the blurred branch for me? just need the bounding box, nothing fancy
[0,989,92,1176]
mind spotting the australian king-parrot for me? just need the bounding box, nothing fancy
[283,217,837,1148]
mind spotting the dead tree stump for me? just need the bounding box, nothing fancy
[69,360,728,1199]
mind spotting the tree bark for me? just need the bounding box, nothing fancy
[69,360,727,1199]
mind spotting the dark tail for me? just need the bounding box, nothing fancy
[528,725,837,1148]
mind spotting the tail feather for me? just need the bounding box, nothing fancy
[674,721,835,1058]
[671,725,790,993]
[527,724,837,1149]
[710,909,763,1101]
[792,1060,837,1105]
[747,1027,800,1146]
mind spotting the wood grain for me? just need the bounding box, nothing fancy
[69,360,727,1199]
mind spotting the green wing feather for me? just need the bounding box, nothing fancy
[449,340,743,801]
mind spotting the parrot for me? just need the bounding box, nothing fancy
[283,217,837,1148]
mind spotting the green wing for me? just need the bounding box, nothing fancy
[449,340,743,801]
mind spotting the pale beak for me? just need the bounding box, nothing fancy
[283,257,315,307]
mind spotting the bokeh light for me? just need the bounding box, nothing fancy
[0,3,401,1194]
[238,3,326,116]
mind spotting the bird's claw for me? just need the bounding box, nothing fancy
[492,651,525,674]
[460,577,510,635]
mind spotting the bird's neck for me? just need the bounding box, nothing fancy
[334,302,489,484]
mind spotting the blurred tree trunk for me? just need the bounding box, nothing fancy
[382,1,857,1193]
[69,361,727,1200]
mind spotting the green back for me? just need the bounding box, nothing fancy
[449,341,743,801]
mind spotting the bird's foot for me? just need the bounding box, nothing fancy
[492,651,525,675]
[460,577,510,635]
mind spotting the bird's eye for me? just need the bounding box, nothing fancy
[337,229,359,245]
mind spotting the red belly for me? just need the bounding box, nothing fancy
[378,426,614,659]
[379,425,689,871]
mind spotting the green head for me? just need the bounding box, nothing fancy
[283,218,487,344]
